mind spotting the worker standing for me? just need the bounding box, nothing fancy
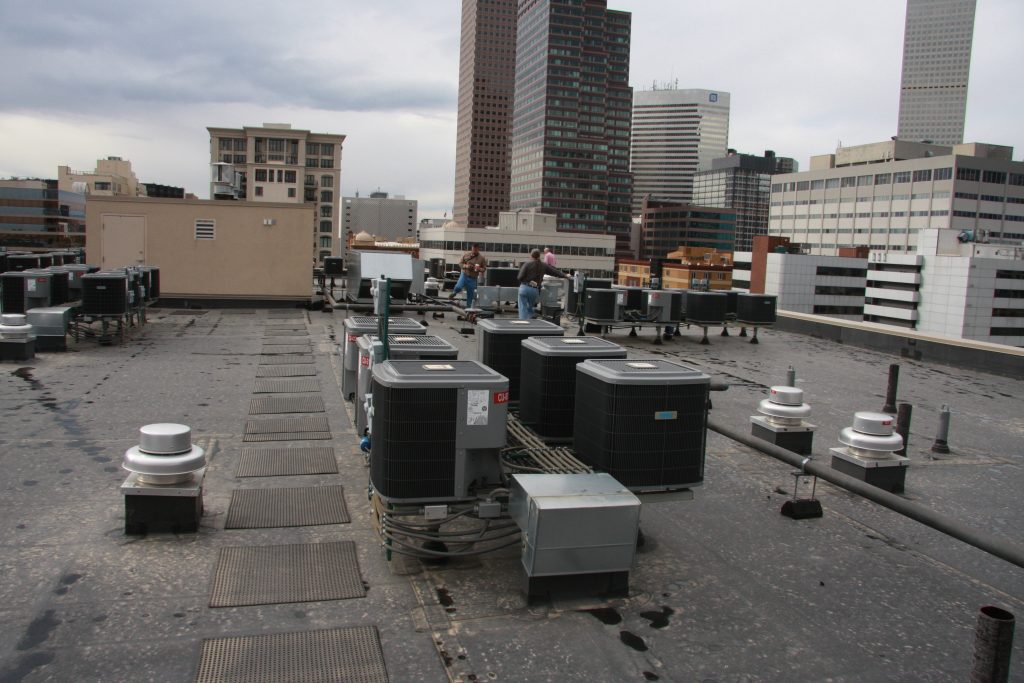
[543,247,557,267]
[518,249,567,320]
[450,243,487,308]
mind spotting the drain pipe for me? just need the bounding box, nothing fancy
[331,303,453,313]
[971,605,1015,683]
[707,417,1024,570]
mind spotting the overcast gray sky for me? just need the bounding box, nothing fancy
[1,1,1020,221]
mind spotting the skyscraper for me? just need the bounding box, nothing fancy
[630,87,730,210]
[453,0,518,229]
[897,0,976,145]
[509,0,633,258]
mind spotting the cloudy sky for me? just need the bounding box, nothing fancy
[1,1,1021,220]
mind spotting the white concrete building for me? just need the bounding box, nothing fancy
[757,253,867,321]
[630,87,730,209]
[418,211,615,276]
[341,192,417,256]
[769,141,1024,256]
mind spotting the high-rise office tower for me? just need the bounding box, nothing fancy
[692,150,797,252]
[630,87,730,211]
[453,0,518,229]
[897,0,976,145]
[509,0,633,258]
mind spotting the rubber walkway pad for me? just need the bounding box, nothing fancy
[262,330,309,337]
[256,364,317,377]
[253,378,321,393]
[243,416,330,442]
[209,541,365,607]
[262,338,311,345]
[260,345,311,354]
[249,396,325,415]
[195,626,388,683]
[258,355,314,365]
[224,485,349,529]
[236,446,338,477]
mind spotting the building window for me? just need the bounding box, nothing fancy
[320,206,332,217]
[874,173,891,185]
[255,186,263,197]
[233,154,246,164]
[320,159,334,169]
[320,144,334,157]
[934,167,953,181]
[1009,173,1024,187]
[894,171,912,183]
[956,167,980,182]
[218,138,234,150]
[284,170,296,183]
[320,220,332,233]
[320,190,333,203]
[912,169,931,182]
[94,181,111,191]
[255,169,267,182]
[287,188,296,198]
[320,175,333,188]
[234,139,246,152]
[195,219,215,240]
[982,170,1007,185]
[825,178,840,189]
[305,175,315,186]
[306,143,320,156]
[857,175,873,187]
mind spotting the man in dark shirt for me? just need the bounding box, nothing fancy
[450,244,487,308]
[517,248,567,319]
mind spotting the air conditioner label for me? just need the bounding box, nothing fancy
[467,389,489,426]
[360,355,370,368]
[493,390,509,405]
[654,411,677,421]
[27,279,37,292]
[347,334,359,343]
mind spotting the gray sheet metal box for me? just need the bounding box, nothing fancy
[510,473,640,577]
[26,305,75,337]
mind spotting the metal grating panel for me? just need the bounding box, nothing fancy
[209,542,365,607]
[195,626,388,683]
[259,355,314,365]
[265,325,306,331]
[171,310,205,316]
[249,396,325,415]
[244,431,331,442]
[262,330,308,337]
[254,378,321,394]
[261,345,312,354]
[256,365,317,377]
[225,485,349,529]
[236,446,337,477]
[245,415,329,435]
[262,338,312,345]
[221,310,254,315]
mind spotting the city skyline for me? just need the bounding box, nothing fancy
[1,0,1021,223]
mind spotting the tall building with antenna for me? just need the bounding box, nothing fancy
[630,86,730,211]
[897,0,976,145]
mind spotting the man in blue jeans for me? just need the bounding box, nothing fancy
[450,243,487,308]
[517,248,567,319]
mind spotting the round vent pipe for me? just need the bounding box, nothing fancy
[838,412,903,459]
[122,423,206,485]
[757,386,811,426]
[0,314,33,340]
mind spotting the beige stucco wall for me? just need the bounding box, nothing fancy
[86,197,314,301]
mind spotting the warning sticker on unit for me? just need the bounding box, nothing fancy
[467,389,489,426]
[27,279,37,293]
[654,411,678,421]
[347,334,359,343]
[360,355,370,367]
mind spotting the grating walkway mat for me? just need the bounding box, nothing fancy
[259,355,314,365]
[260,345,311,355]
[254,378,320,393]
[224,485,349,529]
[236,446,337,477]
[195,626,388,683]
[209,541,365,607]
[262,338,311,345]
[262,330,308,337]
[221,310,255,315]
[243,415,330,442]
[249,395,325,415]
[171,310,207,315]
[256,365,316,377]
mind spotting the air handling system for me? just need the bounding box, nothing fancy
[573,359,710,492]
[344,251,425,303]
[477,318,564,402]
[369,360,508,503]
[341,316,425,400]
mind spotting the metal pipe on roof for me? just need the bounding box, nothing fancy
[707,417,1024,570]
[331,303,452,312]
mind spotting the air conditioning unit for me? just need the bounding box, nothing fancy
[80,272,130,316]
[355,333,458,436]
[323,257,344,276]
[573,359,710,492]
[35,269,69,306]
[736,294,777,326]
[685,291,727,326]
[341,316,425,400]
[1,273,29,313]
[485,267,519,287]
[582,288,618,322]
[477,318,564,402]
[370,360,508,503]
[11,271,55,311]
[519,336,626,438]
[6,254,43,272]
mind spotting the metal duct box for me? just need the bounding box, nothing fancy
[26,306,75,351]
[342,316,424,400]
[344,251,421,302]
[509,473,640,578]
[477,318,564,402]
[574,359,710,492]
[519,336,626,438]
[370,360,508,503]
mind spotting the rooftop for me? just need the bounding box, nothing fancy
[1,307,1021,681]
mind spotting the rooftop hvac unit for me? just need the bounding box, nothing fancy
[323,257,344,276]
[140,266,160,300]
[736,294,777,325]
[474,285,500,311]
[519,336,626,438]
[81,272,130,316]
[573,359,710,492]
[28,269,68,306]
[428,258,446,279]
[7,254,43,272]
[685,291,727,325]
[0,253,8,274]
[665,290,685,322]
[370,360,508,503]
[1,273,29,313]
[723,290,739,320]
[344,251,424,302]
[583,289,618,322]
[644,290,675,323]
[485,267,519,287]
[342,316,424,400]
[355,334,459,436]
[586,278,613,290]
[612,286,644,318]
[35,254,54,268]
[477,318,564,401]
